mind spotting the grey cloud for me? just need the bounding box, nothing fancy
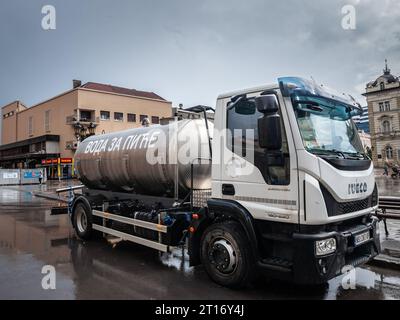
[0,0,399,114]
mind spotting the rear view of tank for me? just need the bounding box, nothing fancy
[74,118,213,198]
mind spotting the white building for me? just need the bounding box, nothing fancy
[363,60,400,167]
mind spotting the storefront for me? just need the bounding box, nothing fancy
[40,157,75,180]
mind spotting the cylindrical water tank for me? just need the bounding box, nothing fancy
[74,119,213,197]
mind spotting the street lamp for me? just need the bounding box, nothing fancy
[88,122,96,136]
[73,122,83,140]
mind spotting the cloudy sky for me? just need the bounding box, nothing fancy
[0,0,399,114]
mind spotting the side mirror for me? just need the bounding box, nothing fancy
[258,114,282,150]
[255,94,279,114]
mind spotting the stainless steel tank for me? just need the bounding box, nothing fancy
[74,119,213,197]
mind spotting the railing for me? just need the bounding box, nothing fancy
[66,115,100,125]
[374,130,400,138]
[376,196,400,235]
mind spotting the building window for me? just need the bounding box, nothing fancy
[151,116,160,124]
[100,111,110,120]
[45,110,50,132]
[127,113,136,122]
[28,116,33,136]
[114,112,123,121]
[379,102,384,112]
[382,120,391,133]
[380,82,385,90]
[140,115,148,122]
[385,101,391,111]
[386,146,393,159]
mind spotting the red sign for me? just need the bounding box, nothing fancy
[41,158,72,165]
[60,158,73,164]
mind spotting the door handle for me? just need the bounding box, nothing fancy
[222,184,235,196]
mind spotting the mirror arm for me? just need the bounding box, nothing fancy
[227,95,248,111]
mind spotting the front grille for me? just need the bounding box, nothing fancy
[320,183,378,217]
[338,198,370,215]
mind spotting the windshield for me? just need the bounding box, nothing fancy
[277,77,365,158]
[294,100,364,156]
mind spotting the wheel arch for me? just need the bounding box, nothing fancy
[70,195,92,224]
[189,199,260,266]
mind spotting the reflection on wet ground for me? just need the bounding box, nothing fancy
[376,175,400,242]
[376,175,400,197]
[0,184,400,300]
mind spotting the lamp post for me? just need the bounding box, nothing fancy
[73,121,97,143]
[73,122,83,141]
[88,122,96,136]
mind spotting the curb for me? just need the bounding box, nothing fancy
[368,254,400,270]
[32,191,68,203]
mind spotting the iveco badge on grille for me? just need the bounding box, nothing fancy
[348,182,368,195]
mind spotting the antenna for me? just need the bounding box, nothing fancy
[384,58,391,74]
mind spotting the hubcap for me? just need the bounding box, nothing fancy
[76,208,88,233]
[208,239,237,274]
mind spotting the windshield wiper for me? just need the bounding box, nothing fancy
[309,149,366,160]
[342,151,367,160]
[307,149,345,158]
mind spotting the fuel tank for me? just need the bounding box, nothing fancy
[74,119,213,197]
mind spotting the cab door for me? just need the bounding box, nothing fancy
[218,90,299,224]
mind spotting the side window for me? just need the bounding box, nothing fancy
[227,98,290,185]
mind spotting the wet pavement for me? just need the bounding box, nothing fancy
[1,182,400,300]
[376,172,400,198]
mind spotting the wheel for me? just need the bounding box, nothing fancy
[72,202,93,240]
[200,221,256,288]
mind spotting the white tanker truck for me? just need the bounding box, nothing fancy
[70,77,380,287]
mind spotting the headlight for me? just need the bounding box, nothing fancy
[315,238,336,256]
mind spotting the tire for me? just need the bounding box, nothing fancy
[72,202,93,240]
[200,221,256,288]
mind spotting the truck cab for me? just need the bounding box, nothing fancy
[199,77,380,286]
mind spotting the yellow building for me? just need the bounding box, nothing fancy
[0,81,172,178]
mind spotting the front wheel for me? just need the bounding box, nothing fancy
[72,202,93,240]
[200,221,256,288]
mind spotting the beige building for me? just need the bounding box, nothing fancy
[364,61,400,167]
[0,81,172,177]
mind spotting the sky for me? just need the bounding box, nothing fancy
[0,0,399,114]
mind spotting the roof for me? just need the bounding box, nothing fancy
[366,60,399,88]
[1,100,27,110]
[218,83,278,100]
[81,82,166,101]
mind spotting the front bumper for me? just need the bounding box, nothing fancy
[291,216,381,285]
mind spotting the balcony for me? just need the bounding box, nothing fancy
[375,130,400,139]
[66,115,99,125]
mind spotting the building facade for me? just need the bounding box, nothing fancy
[364,61,400,167]
[1,81,172,178]
[353,106,370,133]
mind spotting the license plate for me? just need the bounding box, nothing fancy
[354,231,370,245]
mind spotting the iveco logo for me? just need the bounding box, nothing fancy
[348,182,368,195]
